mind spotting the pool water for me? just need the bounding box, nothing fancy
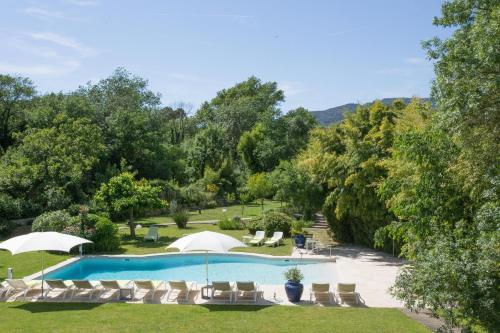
[42,254,337,285]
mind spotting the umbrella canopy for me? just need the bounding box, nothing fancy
[167,231,246,253]
[0,232,92,255]
[167,231,247,288]
[0,232,92,299]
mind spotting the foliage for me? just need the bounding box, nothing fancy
[271,161,323,219]
[299,100,424,246]
[0,75,36,150]
[94,171,165,236]
[374,1,500,330]
[195,76,284,159]
[32,210,73,232]
[91,216,120,252]
[247,211,292,237]
[238,108,317,173]
[218,215,244,230]
[0,114,104,213]
[247,173,273,209]
[284,267,303,282]
[291,220,313,236]
[171,210,189,228]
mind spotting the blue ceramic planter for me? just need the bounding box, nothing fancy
[285,280,303,302]
[294,234,306,248]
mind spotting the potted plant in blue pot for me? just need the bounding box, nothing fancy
[284,267,304,302]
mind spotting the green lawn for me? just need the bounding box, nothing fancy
[0,302,430,333]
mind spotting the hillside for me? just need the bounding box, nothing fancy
[310,97,429,126]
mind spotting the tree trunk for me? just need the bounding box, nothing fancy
[128,208,136,237]
[261,199,264,212]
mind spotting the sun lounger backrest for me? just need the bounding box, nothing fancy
[272,232,283,240]
[100,280,120,289]
[134,280,154,289]
[212,281,231,291]
[147,227,158,235]
[72,280,93,289]
[169,280,187,290]
[337,283,356,293]
[255,231,265,239]
[6,279,28,289]
[312,283,330,292]
[46,280,67,289]
[236,281,255,291]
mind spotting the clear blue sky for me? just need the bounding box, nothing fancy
[0,0,449,112]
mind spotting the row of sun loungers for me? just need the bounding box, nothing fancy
[1,279,359,305]
[248,231,283,247]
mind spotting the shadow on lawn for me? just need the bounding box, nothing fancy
[12,302,102,313]
[199,304,272,312]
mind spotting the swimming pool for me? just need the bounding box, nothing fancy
[41,253,337,285]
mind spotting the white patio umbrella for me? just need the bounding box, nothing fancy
[167,231,247,286]
[0,232,92,298]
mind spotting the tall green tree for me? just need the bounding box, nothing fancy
[0,114,104,213]
[377,1,500,330]
[0,75,36,150]
[247,172,272,211]
[94,171,165,237]
[238,107,317,173]
[195,76,284,158]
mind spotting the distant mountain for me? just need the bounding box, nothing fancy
[310,97,430,126]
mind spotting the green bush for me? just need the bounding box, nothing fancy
[291,220,313,235]
[219,216,244,230]
[32,210,72,232]
[92,216,120,252]
[264,211,292,237]
[172,210,189,228]
[284,267,304,282]
[247,211,292,237]
[247,218,265,235]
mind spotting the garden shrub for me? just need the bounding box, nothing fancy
[264,211,292,237]
[219,216,244,230]
[32,210,72,232]
[172,210,189,228]
[247,211,292,237]
[91,216,120,252]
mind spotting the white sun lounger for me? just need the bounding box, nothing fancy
[167,280,196,302]
[235,281,260,303]
[71,280,100,299]
[144,226,159,242]
[248,231,265,246]
[337,283,360,304]
[264,231,283,247]
[4,279,43,300]
[211,281,234,303]
[309,283,334,304]
[133,280,166,301]
[44,279,72,299]
[99,280,132,300]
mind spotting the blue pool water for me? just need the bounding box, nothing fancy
[42,254,337,284]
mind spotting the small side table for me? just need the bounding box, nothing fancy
[119,286,135,300]
[201,285,213,300]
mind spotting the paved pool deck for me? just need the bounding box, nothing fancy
[2,245,405,308]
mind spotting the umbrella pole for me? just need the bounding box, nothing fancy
[41,250,45,299]
[205,251,208,287]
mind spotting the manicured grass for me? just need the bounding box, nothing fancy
[0,302,430,333]
[134,199,282,225]
[119,223,294,256]
[0,251,70,281]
